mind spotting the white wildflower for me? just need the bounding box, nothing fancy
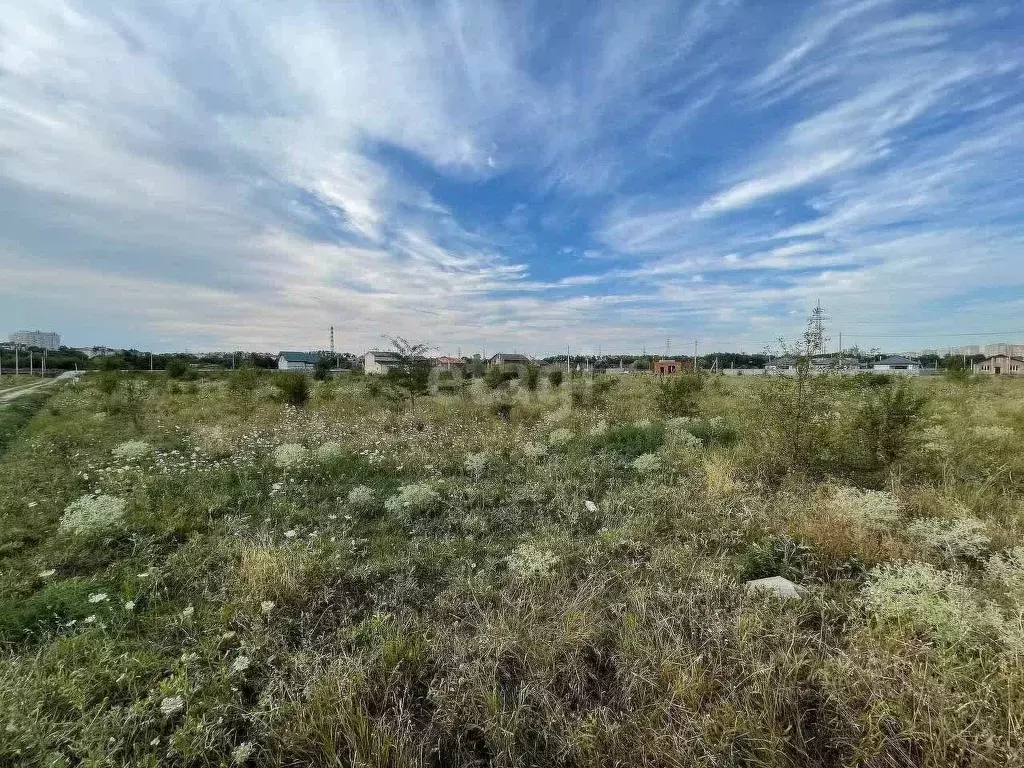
[83,615,97,624]
[111,440,152,460]
[584,500,599,513]
[384,483,440,516]
[160,696,184,716]
[59,494,126,535]
[230,655,251,674]
[232,742,255,764]
[464,452,488,477]
[908,517,990,562]
[521,441,548,460]
[283,529,298,539]
[631,452,663,476]
[88,592,109,604]
[589,420,609,438]
[315,442,344,461]
[548,427,574,446]
[972,424,1014,442]
[508,543,560,577]
[124,601,135,611]
[272,443,308,468]
[260,600,275,614]
[829,487,901,532]
[181,606,195,618]
[39,569,56,578]
[347,485,375,510]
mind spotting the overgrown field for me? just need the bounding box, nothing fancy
[1,370,1023,767]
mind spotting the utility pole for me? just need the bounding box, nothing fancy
[694,340,699,372]
[30,350,34,376]
[42,349,46,377]
[566,345,570,378]
[150,351,154,372]
[15,346,19,375]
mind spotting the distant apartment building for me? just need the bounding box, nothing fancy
[9,330,60,350]
[983,343,1024,357]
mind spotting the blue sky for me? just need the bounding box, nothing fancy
[2,0,1023,355]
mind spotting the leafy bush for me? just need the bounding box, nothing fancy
[682,417,738,447]
[313,357,332,381]
[524,365,541,392]
[484,365,514,390]
[228,366,261,393]
[547,369,563,388]
[95,370,120,396]
[655,373,703,417]
[595,421,665,461]
[850,377,928,469]
[165,358,190,379]
[274,372,310,406]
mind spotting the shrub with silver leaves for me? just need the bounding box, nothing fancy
[862,561,1003,647]
[907,516,990,562]
[829,487,900,532]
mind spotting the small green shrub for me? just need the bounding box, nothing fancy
[165,358,190,379]
[274,372,310,406]
[850,378,928,469]
[655,373,703,417]
[548,369,563,388]
[594,421,665,460]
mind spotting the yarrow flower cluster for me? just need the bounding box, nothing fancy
[972,424,1014,442]
[548,427,574,446]
[111,440,152,461]
[59,493,126,535]
[315,442,344,461]
[521,441,548,460]
[508,543,560,577]
[829,487,901,532]
[160,696,184,717]
[589,420,609,438]
[464,452,488,477]
[384,483,440,516]
[346,485,376,511]
[631,452,663,476]
[273,443,308,468]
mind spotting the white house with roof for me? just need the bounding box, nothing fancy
[277,351,322,371]
[363,350,402,375]
[871,355,921,374]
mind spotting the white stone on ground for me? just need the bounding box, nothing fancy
[744,576,804,599]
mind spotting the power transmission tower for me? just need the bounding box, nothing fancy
[808,300,830,355]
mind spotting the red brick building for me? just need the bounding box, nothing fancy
[652,359,693,374]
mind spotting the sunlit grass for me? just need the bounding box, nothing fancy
[0,370,1022,766]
